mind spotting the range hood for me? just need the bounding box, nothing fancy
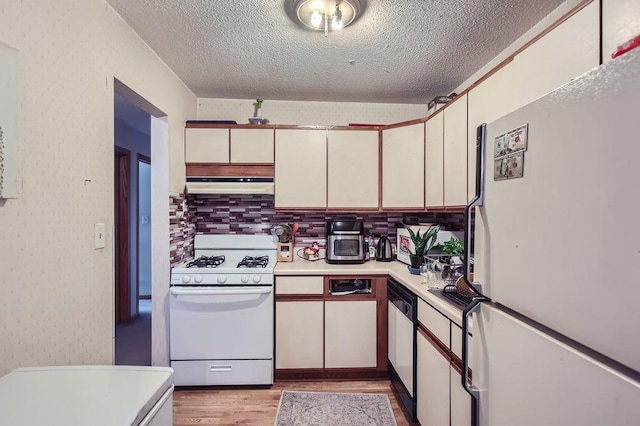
[185,177,275,195]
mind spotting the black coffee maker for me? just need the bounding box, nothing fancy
[376,236,394,262]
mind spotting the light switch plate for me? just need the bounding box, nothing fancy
[94,223,106,249]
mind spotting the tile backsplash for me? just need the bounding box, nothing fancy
[168,194,465,264]
[170,194,195,266]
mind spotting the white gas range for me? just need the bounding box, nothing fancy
[170,234,277,286]
[169,234,277,386]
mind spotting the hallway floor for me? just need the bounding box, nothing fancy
[115,299,151,366]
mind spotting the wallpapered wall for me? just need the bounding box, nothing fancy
[169,194,464,266]
[0,0,196,375]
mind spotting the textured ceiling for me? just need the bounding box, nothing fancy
[106,0,565,104]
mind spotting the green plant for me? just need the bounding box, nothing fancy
[407,224,440,257]
[434,237,464,263]
[434,237,464,257]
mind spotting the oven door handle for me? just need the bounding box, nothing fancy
[170,287,272,296]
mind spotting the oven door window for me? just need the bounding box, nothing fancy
[334,239,360,257]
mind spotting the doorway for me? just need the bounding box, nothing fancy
[114,92,152,366]
[137,156,152,302]
[114,147,131,325]
[137,156,152,322]
[113,78,170,367]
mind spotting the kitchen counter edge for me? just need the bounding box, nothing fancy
[274,260,464,326]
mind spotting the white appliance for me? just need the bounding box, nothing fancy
[461,49,640,426]
[169,234,277,386]
[0,366,174,426]
[185,177,275,195]
[387,277,417,422]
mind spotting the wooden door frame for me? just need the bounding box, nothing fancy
[115,146,131,324]
[136,154,151,302]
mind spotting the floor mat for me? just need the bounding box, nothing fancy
[275,390,398,426]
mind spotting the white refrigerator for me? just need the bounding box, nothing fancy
[461,48,640,426]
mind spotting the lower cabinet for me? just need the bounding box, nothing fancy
[275,300,324,369]
[275,275,387,380]
[450,366,472,426]
[417,328,451,426]
[416,298,473,426]
[325,300,377,368]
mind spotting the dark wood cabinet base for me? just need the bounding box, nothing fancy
[276,368,388,381]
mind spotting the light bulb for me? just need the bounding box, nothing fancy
[310,10,323,28]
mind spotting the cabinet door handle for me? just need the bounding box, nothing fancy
[171,287,272,296]
[462,296,489,426]
[210,365,233,372]
[463,123,486,294]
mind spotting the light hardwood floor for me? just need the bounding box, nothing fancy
[173,380,413,425]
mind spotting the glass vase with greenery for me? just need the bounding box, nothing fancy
[434,236,464,282]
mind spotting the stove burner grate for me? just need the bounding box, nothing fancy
[237,256,269,268]
[186,255,226,268]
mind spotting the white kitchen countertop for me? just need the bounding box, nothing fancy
[274,259,466,326]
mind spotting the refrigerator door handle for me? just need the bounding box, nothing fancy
[463,295,489,426]
[463,123,486,294]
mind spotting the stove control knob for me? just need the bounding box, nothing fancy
[217,275,227,284]
[194,275,203,284]
[241,275,250,283]
[252,275,262,284]
[182,275,191,284]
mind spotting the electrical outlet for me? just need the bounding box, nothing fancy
[94,223,106,249]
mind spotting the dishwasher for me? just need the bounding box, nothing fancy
[387,277,417,422]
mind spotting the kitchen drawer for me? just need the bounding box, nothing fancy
[276,276,324,295]
[171,359,272,386]
[418,298,450,349]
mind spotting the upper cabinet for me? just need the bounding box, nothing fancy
[425,113,444,208]
[274,129,327,209]
[467,2,599,202]
[602,0,640,63]
[327,130,379,210]
[467,62,517,201]
[275,128,378,210]
[185,127,275,165]
[443,94,468,207]
[185,1,607,214]
[230,128,274,164]
[382,123,425,209]
[510,1,600,110]
[185,128,229,163]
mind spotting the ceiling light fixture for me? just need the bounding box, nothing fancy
[287,0,366,37]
